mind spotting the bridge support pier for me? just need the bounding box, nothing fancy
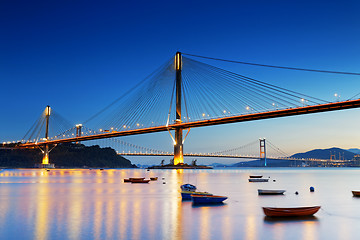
[174,128,183,165]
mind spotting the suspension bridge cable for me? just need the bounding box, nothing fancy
[197,58,328,104]
[210,140,259,155]
[266,140,289,157]
[182,53,360,76]
[180,57,329,121]
[347,92,360,101]
[84,57,174,125]
[23,113,44,141]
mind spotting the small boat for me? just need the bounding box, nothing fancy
[191,194,227,204]
[130,179,150,183]
[150,177,158,181]
[249,178,269,182]
[258,189,285,195]
[352,191,360,197]
[249,175,263,178]
[262,206,321,217]
[124,177,145,183]
[181,191,212,200]
[181,184,197,191]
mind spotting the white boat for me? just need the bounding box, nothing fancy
[258,189,285,195]
[249,178,269,182]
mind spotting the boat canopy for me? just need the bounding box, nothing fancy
[180,184,197,191]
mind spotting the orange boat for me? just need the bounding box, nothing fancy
[262,206,321,217]
[352,191,360,197]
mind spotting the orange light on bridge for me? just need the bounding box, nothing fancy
[42,155,49,165]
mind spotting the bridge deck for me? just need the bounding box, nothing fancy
[19,99,360,148]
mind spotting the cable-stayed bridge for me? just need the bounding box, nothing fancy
[3,52,360,167]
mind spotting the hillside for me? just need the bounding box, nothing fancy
[0,143,137,168]
[290,147,355,160]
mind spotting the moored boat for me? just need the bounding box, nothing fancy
[258,189,286,195]
[191,194,228,204]
[130,177,145,180]
[262,206,321,217]
[150,177,158,181]
[249,175,263,178]
[181,191,212,200]
[249,178,269,182]
[352,191,360,197]
[130,179,150,183]
[124,177,145,182]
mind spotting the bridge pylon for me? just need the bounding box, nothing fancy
[35,106,55,168]
[260,138,267,167]
[173,52,184,165]
[76,124,82,144]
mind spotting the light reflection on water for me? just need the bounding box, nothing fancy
[0,168,360,239]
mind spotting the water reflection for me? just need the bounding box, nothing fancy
[264,216,319,223]
[191,203,227,208]
[0,169,359,239]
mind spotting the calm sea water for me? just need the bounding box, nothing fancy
[0,168,360,240]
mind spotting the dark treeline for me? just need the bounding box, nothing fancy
[0,143,137,168]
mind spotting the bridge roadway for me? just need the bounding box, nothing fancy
[19,99,360,148]
[119,152,350,163]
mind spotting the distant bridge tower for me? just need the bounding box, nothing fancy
[37,105,55,168]
[260,138,267,167]
[173,52,184,165]
[76,124,82,144]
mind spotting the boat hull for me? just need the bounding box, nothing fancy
[262,206,321,217]
[181,191,212,200]
[249,178,269,182]
[124,177,145,183]
[130,179,150,183]
[352,191,360,197]
[249,175,263,178]
[258,189,285,195]
[191,195,227,204]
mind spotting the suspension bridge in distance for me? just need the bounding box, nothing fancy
[117,138,354,167]
[4,52,360,168]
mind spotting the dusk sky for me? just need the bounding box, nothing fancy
[1,1,360,164]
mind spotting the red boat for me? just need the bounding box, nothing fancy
[262,206,321,217]
[130,179,150,183]
[352,191,360,197]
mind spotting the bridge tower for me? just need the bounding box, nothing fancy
[174,52,184,165]
[37,105,55,168]
[42,105,51,165]
[76,124,82,144]
[259,138,267,167]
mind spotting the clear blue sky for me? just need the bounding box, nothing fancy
[1,0,360,164]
